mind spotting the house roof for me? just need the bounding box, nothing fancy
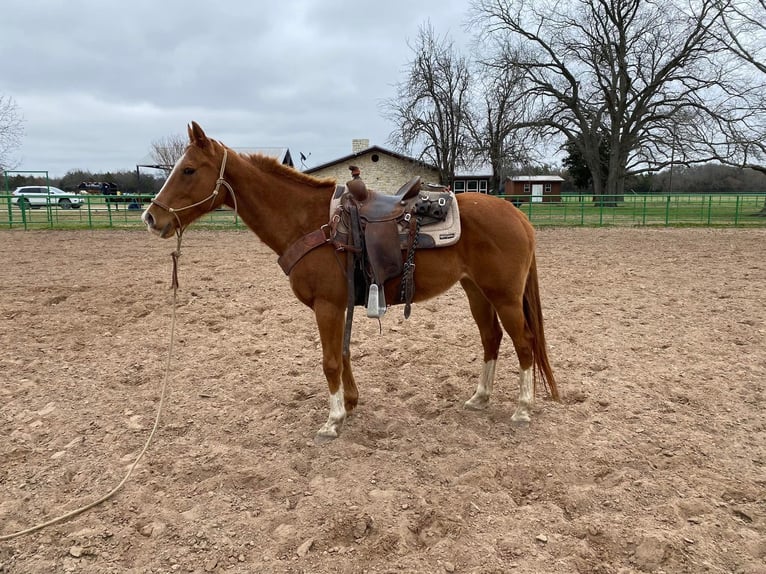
[508,175,565,182]
[304,145,544,180]
[454,164,493,178]
[304,145,437,173]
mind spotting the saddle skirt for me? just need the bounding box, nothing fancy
[329,184,461,249]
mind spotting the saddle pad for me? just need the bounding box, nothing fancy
[330,185,461,248]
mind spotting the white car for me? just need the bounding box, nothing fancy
[12,186,84,210]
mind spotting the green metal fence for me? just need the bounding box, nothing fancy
[501,192,766,227]
[1,192,765,230]
[0,193,243,231]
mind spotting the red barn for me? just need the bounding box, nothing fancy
[504,175,564,203]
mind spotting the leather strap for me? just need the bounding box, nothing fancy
[278,227,331,275]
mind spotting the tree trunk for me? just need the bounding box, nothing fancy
[589,161,605,206]
[602,149,625,208]
[604,175,624,208]
[490,174,503,195]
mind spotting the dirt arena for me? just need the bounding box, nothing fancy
[1,227,764,574]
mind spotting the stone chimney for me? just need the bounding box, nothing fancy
[352,139,370,153]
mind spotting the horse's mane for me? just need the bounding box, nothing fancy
[220,141,335,189]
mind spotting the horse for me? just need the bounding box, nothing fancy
[142,122,559,441]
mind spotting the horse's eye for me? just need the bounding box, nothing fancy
[183,167,195,176]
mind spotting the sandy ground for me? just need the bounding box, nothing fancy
[0,227,764,574]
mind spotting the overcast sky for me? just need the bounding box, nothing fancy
[2,0,471,177]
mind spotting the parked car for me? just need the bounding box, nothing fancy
[78,181,119,195]
[11,186,84,210]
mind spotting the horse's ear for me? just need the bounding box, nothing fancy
[188,121,209,149]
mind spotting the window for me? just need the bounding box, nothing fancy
[479,180,488,193]
[523,183,530,193]
[452,181,465,193]
[545,183,552,193]
[467,180,479,192]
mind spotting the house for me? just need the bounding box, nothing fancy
[304,140,440,192]
[305,140,535,197]
[452,166,494,194]
[504,175,564,203]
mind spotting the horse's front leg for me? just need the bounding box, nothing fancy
[313,299,352,442]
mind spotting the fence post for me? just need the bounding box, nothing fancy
[707,195,712,226]
[734,195,741,226]
[19,197,28,230]
[5,196,12,229]
[642,195,647,225]
[598,195,604,227]
[86,195,93,228]
[665,195,671,225]
[106,197,114,227]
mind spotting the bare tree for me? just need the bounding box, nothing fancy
[470,0,765,205]
[469,43,540,193]
[383,23,473,185]
[0,95,24,172]
[149,134,187,175]
[717,0,766,176]
[720,0,766,75]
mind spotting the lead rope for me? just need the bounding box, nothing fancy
[0,233,184,542]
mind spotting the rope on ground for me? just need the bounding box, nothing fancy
[0,234,184,542]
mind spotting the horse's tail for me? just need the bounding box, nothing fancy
[523,253,560,401]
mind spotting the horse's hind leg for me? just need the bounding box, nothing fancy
[461,279,503,411]
[493,299,536,426]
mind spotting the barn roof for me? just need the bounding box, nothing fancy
[508,175,565,182]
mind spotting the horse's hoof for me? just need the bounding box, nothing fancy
[314,425,339,444]
[314,433,337,445]
[511,416,531,429]
[464,396,489,411]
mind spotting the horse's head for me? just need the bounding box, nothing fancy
[142,122,230,238]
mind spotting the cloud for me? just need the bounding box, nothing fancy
[2,0,469,176]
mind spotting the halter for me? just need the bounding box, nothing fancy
[151,147,238,236]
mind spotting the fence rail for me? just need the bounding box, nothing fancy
[1,192,765,230]
[502,192,766,227]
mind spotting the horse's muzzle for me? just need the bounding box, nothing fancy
[142,207,174,238]
[141,209,155,229]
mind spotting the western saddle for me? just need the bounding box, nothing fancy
[338,166,452,319]
[277,166,456,324]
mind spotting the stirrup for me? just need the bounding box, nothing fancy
[366,283,387,318]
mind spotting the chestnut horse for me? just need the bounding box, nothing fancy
[143,122,558,441]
